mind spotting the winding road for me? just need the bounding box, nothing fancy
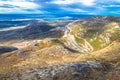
[64,20,93,53]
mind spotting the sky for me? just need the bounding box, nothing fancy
[0,0,120,16]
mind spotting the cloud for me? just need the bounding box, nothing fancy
[0,0,41,13]
[61,7,88,13]
[102,5,120,7]
[50,0,95,6]
[0,0,40,9]
[0,7,42,14]
[0,0,120,15]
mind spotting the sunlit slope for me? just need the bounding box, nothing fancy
[0,16,120,80]
[68,17,120,51]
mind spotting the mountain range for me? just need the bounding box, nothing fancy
[0,16,120,80]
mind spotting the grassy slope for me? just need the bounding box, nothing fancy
[0,17,120,79]
[70,22,120,51]
[0,39,120,79]
[0,39,120,69]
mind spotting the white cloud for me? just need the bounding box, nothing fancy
[0,0,41,13]
[62,7,98,15]
[51,0,95,6]
[0,7,42,13]
[0,0,40,9]
[73,9,87,12]
[62,7,87,12]
[102,5,120,7]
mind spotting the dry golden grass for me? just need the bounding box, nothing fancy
[1,39,118,69]
[0,39,120,79]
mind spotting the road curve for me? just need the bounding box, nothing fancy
[64,20,88,53]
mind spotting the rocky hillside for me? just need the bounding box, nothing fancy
[0,16,120,80]
[0,21,65,41]
[68,16,120,51]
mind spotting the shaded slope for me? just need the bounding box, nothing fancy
[0,22,64,41]
[0,46,18,54]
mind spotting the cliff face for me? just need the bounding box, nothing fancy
[0,16,120,80]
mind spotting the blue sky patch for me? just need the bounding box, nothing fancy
[0,0,120,16]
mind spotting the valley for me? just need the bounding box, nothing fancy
[0,16,120,80]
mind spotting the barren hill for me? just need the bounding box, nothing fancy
[0,16,120,80]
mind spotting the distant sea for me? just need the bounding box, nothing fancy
[0,14,93,29]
